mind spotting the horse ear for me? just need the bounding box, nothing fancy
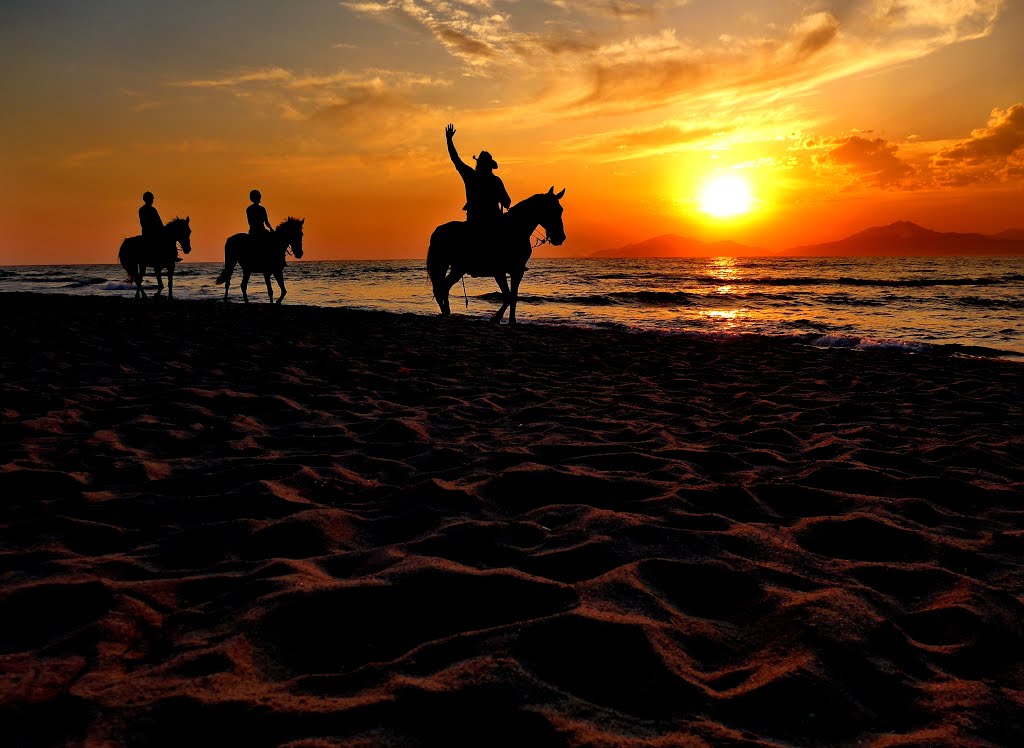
[301,219,305,225]
[555,188,565,199]
[547,186,554,195]
[186,216,190,223]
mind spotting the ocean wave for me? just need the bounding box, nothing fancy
[6,274,99,284]
[956,296,1024,310]
[61,277,109,288]
[474,290,697,306]
[769,332,1016,359]
[708,275,1011,288]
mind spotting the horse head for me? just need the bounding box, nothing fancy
[540,187,566,246]
[170,216,192,254]
[276,217,305,258]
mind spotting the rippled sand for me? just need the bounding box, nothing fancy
[2,292,1023,746]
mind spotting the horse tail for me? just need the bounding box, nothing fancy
[216,235,240,285]
[426,225,451,296]
[118,239,136,282]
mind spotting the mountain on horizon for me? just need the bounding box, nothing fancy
[591,234,765,258]
[593,222,1024,258]
[990,228,1024,241]
[781,221,1024,256]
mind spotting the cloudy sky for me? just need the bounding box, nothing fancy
[1,0,1021,262]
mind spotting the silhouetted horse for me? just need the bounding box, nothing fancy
[118,217,192,299]
[216,217,305,303]
[427,187,566,324]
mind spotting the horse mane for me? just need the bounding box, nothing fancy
[276,216,302,231]
[507,192,548,217]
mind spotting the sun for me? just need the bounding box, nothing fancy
[699,175,753,218]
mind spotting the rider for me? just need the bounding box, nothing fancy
[445,124,511,241]
[246,189,274,256]
[139,191,180,263]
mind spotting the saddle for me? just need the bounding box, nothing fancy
[143,235,180,265]
[456,220,512,277]
[247,232,283,266]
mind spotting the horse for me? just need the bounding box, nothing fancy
[215,217,305,304]
[118,217,192,299]
[427,187,565,324]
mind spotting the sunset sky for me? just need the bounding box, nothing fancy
[1,0,1021,263]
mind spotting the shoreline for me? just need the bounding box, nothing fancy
[2,291,1024,746]
[3,288,1023,362]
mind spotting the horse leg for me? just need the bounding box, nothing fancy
[167,268,174,300]
[130,264,141,298]
[241,269,251,303]
[433,270,455,316]
[274,270,286,305]
[136,266,147,298]
[491,274,511,324]
[155,268,164,296]
[442,271,464,316]
[508,269,524,325]
[265,273,274,303]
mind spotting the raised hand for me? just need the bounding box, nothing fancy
[445,123,455,140]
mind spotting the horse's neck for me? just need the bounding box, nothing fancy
[506,200,541,236]
[271,228,290,248]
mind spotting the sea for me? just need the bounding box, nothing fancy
[2,257,1023,359]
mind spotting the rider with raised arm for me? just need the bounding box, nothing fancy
[445,124,511,239]
[140,191,180,263]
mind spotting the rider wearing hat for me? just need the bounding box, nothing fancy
[445,124,511,234]
[139,191,180,263]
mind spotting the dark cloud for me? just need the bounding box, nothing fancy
[434,27,497,61]
[792,13,840,59]
[936,103,1024,164]
[575,13,841,112]
[931,103,1024,184]
[310,85,425,124]
[826,135,915,186]
[549,1,689,21]
[561,122,721,156]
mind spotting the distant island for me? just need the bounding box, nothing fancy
[593,221,1024,257]
[591,235,765,258]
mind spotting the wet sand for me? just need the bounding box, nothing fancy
[2,291,1023,746]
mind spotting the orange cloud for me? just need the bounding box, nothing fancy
[933,103,1024,185]
[826,136,915,187]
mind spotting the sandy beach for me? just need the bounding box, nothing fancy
[2,291,1023,747]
